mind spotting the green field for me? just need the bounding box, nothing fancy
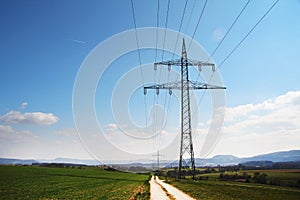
[0,165,150,199]
[165,169,300,200]
[2,166,300,200]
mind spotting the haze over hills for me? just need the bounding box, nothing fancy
[37,158,101,166]
[194,150,300,166]
[1,150,299,167]
[0,158,38,165]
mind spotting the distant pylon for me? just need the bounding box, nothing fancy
[144,38,226,180]
[152,150,163,171]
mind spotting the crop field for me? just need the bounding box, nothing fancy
[0,165,150,199]
[166,169,300,200]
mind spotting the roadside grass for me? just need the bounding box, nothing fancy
[163,169,300,200]
[169,178,300,200]
[194,169,300,187]
[0,165,150,199]
[134,178,151,200]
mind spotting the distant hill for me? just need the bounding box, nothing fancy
[195,155,241,166]
[166,150,300,167]
[0,157,99,166]
[37,158,100,165]
[241,160,274,167]
[242,150,300,163]
[0,158,37,165]
[0,150,299,166]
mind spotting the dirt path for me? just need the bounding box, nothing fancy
[149,176,169,200]
[149,176,196,200]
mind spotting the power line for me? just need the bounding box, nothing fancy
[130,0,143,73]
[184,0,197,33]
[194,0,250,84]
[167,0,190,125]
[144,39,226,180]
[155,0,171,153]
[193,0,280,121]
[154,0,189,154]
[130,0,149,135]
[171,0,189,59]
[161,0,171,61]
[207,0,251,62]
[155,0,160,62]
[153,0,168,137]
[152,0,160,143]
[152,150,164,170]
[177,0,189,38]
[157,0,172,112]
[159,0,196,151]
[187,0,208,52]
[217,0,279,70]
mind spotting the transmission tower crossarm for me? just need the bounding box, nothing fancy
[154,59,215,68]
[144,81,181,90]
[144,81,226,92]
[154,59,182,67]
[189,81,226,90]
[187,59,216,71]
[187,59,214,66]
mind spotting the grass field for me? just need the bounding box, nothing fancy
[193,169,300,186]
[165,169,300,200]
[0,165,150,199]
[243,169,300,187]
[2,166,300,200]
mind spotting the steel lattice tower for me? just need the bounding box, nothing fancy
[144,39,226,179]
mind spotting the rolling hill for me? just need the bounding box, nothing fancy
[0,150,299,166]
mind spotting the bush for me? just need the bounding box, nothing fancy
[253,172,267,184]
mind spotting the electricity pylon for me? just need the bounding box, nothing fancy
[152,150,163,171]
[144,38,226,180]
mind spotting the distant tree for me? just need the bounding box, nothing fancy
[253,172,267,184]
[219,173,224,179]
[167,170,177,178]
[269,177,280,186]
[242,172,251,182]
[259,173,267,184]
[253,172,260,183]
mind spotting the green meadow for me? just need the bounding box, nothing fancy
[0,165,150,200]
[165,169,300,200]
[1,165,300,200]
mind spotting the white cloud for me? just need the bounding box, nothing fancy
[0,124,14,134]
[0,124,40,159]
[225,91,300,122]
[55,128,77,136]
[0,124,35,141]
[211,129,300,158]
[0,110,59,125]
[208,91,300,157]
[20,102,28,109]
[105,123,118,131]
[0,124,91,159]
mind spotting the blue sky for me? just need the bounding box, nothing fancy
[0,0,300,160]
